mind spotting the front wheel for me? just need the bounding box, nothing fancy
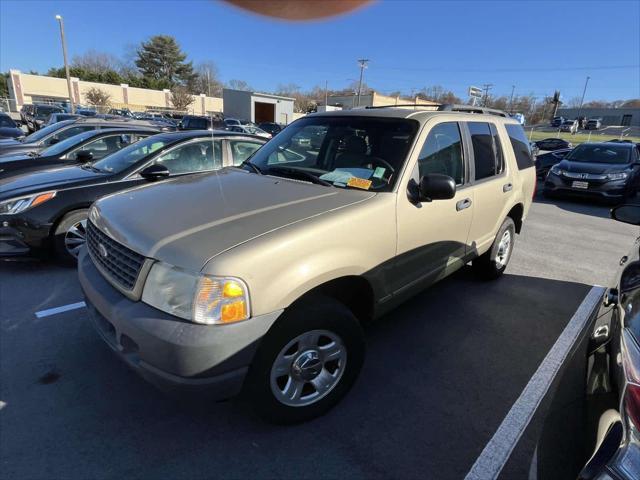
[473,217,516,280]
[245,296,365,424]
[53,209,89,265]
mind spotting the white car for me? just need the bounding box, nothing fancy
[229,125,272,139]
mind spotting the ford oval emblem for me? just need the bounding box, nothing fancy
[98,243,108,259]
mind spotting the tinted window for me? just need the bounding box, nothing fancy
[490,123,505,175]
[229,140,263,166]
[70,134,138,161]
[45,126,94,146]
[186,117,208,129]
[153,139,222,174]
[505,124,534,169]
[92,137,170,173]
[0,115,16,128]
[418,122,464,185]
[468,122,499,180]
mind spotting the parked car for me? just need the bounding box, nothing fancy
[24,104,66,132]
[228,124,272,139]
[0,128,156,178]
[108,108,135,118]
[586,118,602,130]
[76,108,97,117]
[78,107,536,423]
[551,116,565,127]
[535,148,572,180]
[544,142,640,202]
[578,204,640,480]
[45,113,81,126]
[560,119,579,134]
[0,112,24,140]
[0,130,267,261]
[0,117,171,156]
[179,115,226,131]
[258,122,285,136]
[535,137,573,151]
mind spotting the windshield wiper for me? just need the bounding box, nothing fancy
[266,166,332,187]
[240,159,263,175]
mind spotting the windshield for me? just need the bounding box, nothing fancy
[566,144,632,164]
[20,120,74,143]
[35,105,64,117]
[245,126,266,135]
[39,131,97,157]
[0,116,16,128]
[91,135,171,173]
[244,116,419,192]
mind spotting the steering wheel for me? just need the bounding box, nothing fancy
[362,156,395,184]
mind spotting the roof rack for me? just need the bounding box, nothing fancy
[437,104,509,117]
[364,104,439,110]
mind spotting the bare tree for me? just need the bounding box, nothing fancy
[227,79,253,91]
[72,50,120,74]
[566,96,583,108]
[84,87,111,112]
[191,61,223,96]
[170,86,194,111]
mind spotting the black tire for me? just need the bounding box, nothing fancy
[53,209,89,265]
[244,295,365,424]
[473,217,516,280]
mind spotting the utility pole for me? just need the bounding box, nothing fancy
[356,59,369,107]
[324,80,328,107]
[481,83,493,107]
[508,85,515,113]
[55,15,75,113]
[576,75,590,126]
[206,69,211,97]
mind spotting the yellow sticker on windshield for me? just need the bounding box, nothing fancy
[347,177,372,190]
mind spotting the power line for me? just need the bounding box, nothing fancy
[481,83,493,106]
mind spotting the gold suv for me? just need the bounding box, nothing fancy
[79,105,536,423]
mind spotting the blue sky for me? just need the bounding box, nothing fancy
[1,0,639,101]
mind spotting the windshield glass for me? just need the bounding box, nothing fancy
[566,144,632,164]
[0,116,16,128]
[35,105,64,117]
[20,120,74,143]
[91,135,170,173]
[245,116,419,192]
[39,131,97,157]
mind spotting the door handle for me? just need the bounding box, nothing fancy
[456,198,472,211]
[503,183,513,192]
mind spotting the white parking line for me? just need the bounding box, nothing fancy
[35,301,86,319]
[464,285,605,480]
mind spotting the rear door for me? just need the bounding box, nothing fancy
[464,121,514,254]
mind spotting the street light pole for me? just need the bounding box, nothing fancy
[55,15,75,113]
[508,85,515,113]
[576,75,590,127]
[356,59,369,107]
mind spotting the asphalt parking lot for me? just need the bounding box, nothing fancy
[1,193,637,480]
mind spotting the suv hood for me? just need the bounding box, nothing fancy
[557,159,631,174]
[91,168,375,271]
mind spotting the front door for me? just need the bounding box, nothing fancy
[394,121,474,294]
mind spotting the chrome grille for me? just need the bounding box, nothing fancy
[86,221,145,291]
[563,171,607,181]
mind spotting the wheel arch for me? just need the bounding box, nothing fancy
[507,202,524,234]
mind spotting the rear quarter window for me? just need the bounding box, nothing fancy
[505,124,534,170]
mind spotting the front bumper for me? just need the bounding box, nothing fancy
[544,174,630,200]
[78,249,283,398]
[0,215,52,256]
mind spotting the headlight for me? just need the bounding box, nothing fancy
[607,172,628,181]
[0,191,56,214]
[550,165,565,176]
[141,261,250,325]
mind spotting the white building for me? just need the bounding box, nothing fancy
[222,89,295,124]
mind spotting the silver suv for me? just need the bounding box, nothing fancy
[79,105,536,423]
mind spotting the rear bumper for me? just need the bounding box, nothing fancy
[78,249,283,398]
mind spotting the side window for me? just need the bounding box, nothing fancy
[505,124,534,170]
[229,139,263,166]
[70,134,135,161]
[152,140,221,174]
[417,122,464,185]
[489,123,505,175]
[468,122,500,181]
[45,126,93,146]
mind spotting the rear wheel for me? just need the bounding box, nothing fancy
[245,296,365,424]
[53,209,89,264]
[473,217,516,280]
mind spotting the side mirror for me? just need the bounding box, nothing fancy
[140,164,170,181]
[408,174,456,203]
[611,204,640,226]
[75,150,93,163]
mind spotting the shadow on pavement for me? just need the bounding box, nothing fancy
[533,193,615,220]
[0,267,593,480]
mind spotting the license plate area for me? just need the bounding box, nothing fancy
[572,181,589,189]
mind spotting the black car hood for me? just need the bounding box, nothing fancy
[556,159,632,174]
[0,127,23,139]
[0,165,106,199]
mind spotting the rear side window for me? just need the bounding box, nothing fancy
[468,122,502,181]
[505,124,534,169]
